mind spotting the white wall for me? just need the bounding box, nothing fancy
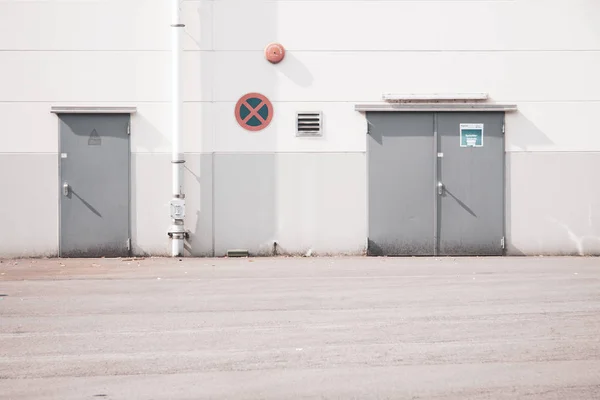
[1,0,599,256]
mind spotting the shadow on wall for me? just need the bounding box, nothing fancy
[184,163,200,258]
[546,216,600,256]
[504,154,525,256]
[505,111,553,256]
[183,154,213,257]
[129,114,174,257]
[508,216,600,257]
[506,111,554,151]
[277,52,314,88]
[134,113,170,153]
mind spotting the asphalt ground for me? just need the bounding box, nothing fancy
[1,256,599,399]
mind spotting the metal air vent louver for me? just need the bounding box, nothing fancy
[296,112,323,137]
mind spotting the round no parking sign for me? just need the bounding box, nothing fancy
[235,93,273,131]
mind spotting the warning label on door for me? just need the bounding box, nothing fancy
[460,124,483,147]
[88,129,101,146]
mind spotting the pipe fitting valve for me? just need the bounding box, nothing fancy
[170,199,185,220]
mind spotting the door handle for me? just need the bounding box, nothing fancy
[63,182,70,197]
[437,182,444,196]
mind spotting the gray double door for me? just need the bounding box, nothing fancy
[368,112,504,256]
[59,114,130,257]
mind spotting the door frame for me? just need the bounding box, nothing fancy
[365,109,509,257]
[52,107,136,257]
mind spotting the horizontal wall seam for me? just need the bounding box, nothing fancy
[0,153,59,155]
[506,151,600,154]
[6,151,600,155]
[3,49,600,53]
[3,100,600,104]
[132,152,368,155]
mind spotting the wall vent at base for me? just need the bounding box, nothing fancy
[227,249,249,258]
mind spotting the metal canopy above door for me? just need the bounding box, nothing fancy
[367,112,505,256]
[59,114,131,258]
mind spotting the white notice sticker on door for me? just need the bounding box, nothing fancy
[61,153,68,159]
[460,123,484,147]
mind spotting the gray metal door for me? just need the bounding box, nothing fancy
[367,113,435,255]
[437,113,504,255]
[59,114,130,257]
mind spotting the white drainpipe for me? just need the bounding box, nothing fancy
[169,0,186,256]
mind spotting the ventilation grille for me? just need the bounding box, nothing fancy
[296,112,323,137]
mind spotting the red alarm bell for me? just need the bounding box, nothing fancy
[265,43,285,64]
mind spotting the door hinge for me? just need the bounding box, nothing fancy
[126,238,131,251]
[502,123,505,134]
[501,236,505,249]
[127,123,131,135]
